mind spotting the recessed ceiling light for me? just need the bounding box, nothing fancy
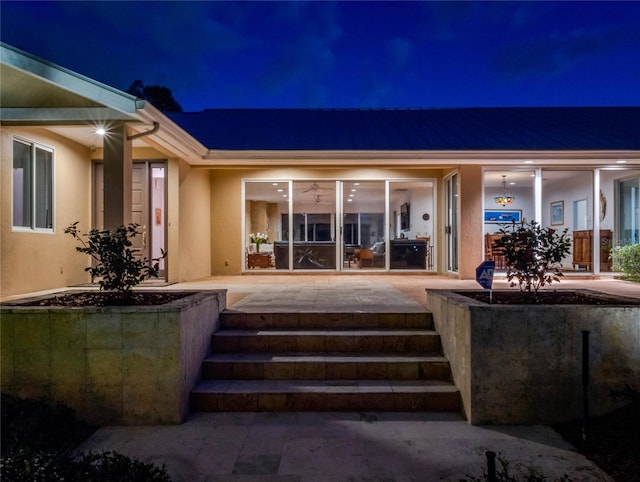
[272,182,279,186]
[351,189,357,192]
[354,183,360,186]
[347,198,353,202]
[96,128,106,135]
[277,189,283,192]
[524,160,533,164]
[349,194,355,197]
[509,182,516,185]
[616,160,627,164]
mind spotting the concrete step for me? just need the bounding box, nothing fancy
[202,353,452,381]
[191,379,461,412]
[211,329,441,354]
[220,311,434,330]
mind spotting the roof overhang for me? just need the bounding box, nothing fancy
[198,148,640,168]
[0,42,207,162]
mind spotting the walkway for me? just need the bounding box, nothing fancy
[76,274,635,481]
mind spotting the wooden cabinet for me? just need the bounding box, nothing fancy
[572,230,612,271]
[247,253,271,269]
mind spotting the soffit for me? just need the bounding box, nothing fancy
[0,65,103,108]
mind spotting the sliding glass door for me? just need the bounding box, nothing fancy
[244,178,436,272]
[342,181,385,270]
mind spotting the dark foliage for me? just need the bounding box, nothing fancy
[1,393,171,481]
[126,80,182,112]
[1,394,95,455]
[554,400,640,482]
[493,220,571,302]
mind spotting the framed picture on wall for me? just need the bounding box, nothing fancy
[400,203,410,230]
[483,209,522,223]
[550,200,564,225]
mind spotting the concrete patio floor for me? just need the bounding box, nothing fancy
[75,274,637,481]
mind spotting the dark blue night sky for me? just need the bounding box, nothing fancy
[2,1,639,112]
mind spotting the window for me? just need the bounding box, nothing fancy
[13,139,53,230]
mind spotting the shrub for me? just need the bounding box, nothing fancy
[463,452,569,482]
[493,220,571,302]
[1,394,171,482]
[65,222,166,295]
[610,243,640,278]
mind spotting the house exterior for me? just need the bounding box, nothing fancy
[2,42,639,298]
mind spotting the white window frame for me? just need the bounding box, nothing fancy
[12,137,55,232]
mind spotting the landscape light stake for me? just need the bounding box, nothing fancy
[581,330,590,447]
[485,450,497,482]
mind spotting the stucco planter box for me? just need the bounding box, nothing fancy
[426,289,640,425]
[1,289,226,425]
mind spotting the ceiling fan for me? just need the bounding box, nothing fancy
[302,182,333,193]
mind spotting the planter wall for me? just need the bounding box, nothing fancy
[1,290,225,425]
[426,289,640,425]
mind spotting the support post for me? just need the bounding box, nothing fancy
[103,121,132,229]
[486,451,497,482]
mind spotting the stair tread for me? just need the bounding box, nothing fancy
[193,379,458,394]
[204,353,447,362]
[214,329,438,336]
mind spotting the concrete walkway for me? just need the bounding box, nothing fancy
[75,274,635,481]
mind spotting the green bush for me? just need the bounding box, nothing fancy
[610,243,640,278]
[65,222,166,295]
[1,394,171,482]
[493,220,571,302]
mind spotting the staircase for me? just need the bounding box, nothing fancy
[191,310,461,412]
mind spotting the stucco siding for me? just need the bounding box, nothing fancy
[177,161,211,281]
[1,127,92,297]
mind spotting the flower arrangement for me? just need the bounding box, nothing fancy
[250,232,268,252]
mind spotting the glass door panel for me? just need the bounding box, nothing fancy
[244,181,289,270]
[342,181,385,270]
[542,170,593,272]
[445,173,459,273]
[618,173,640,246]
[483,170,535,270]
[389,180,436,270]
[291,181,336,269]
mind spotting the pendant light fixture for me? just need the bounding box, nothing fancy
[494,175,515,207]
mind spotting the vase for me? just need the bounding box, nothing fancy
[256,242,261,253]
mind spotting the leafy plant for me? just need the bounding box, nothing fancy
[1,393,171,481]
[462,452,569,481]
[493,220,571,302]
[65,222,166,295]
[610,243,640,279]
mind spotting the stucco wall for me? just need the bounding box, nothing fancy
[458,166,484,279]
[1,127,92,297]
[176,160,212,282]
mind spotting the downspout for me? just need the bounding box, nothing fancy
[127,121,159,141]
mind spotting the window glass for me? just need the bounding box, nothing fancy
[35,147,53,229]
[12,140,32,228]
[12,139,53,230]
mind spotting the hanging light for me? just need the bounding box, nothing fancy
[494,175,515,207]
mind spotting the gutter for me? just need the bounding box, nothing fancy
[128,121,159,140]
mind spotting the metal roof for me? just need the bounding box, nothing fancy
[167,107,640,151]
